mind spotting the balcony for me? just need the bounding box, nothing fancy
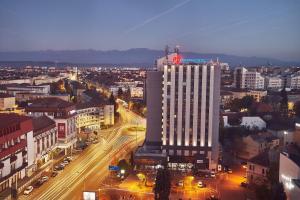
[0,140,26,159]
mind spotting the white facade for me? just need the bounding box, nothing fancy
[290,74,300,89]
[234,67,265,89]
[130,87,144,99]
[0,96,15,110]
[161,61,220,170]
[265,76,283,90]
[279,152,300,200]
[4,85,50,96]
[104,105,114,125]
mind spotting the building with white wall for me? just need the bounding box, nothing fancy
[234,67,265,89]
[159,54,221,170]
[0,114,35,198]
[265,76,284,90]
[0,94,15,111]
[289,73,300,89]
[32,116,57,171]
[279,146,300,200]
[25,98,77,155]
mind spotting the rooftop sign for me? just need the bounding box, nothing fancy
[172,54,210,64]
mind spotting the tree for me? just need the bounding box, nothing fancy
[280,88,288,117]
[117,159,130,172]
[154,168,171,200]
[117,87,123,98]
[228,98,242,112]
[293,101,300,117]
[240,95,255,109]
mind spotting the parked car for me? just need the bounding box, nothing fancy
[93,140,99,144]
[23,186,33,195]
[197,181,206,188]
[54,165,64,171]
[33,180,43,188]
[177,180,184,187]
[62,160,69,165]
[210,171,216,178]
[240,181,248,187]
[40,176,49,183]
[51,172,58,177]
[227,168,233,174]
[65,156,72,161]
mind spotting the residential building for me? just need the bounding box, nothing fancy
[0,114,34,197]
[265,76,284,90]
[130,86,144,99]
[0,94,15,111]
[234,67,265,89]
[1,84,50,96]
[239,135,269,160]
[32,116,57,171]
[289,73,300,89]
[25,98,77,154]
[15,93,70,103]
[247,150,278,185]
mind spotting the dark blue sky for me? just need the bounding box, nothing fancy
[0,0,300,61]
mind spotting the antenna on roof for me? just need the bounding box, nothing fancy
[174,45,180,55]
[165,45,169,60]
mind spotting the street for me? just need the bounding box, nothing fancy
[19,105,145,200]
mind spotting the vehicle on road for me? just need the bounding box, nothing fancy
[62,160,69,165]
[207,195,219,200]
[177,180,184,187]
[33,180,43,188]
[40,176,49,183]
[23,186,33,195]
[197,181,206,188]
[227,168,233,173]
[51,172,58,177]
[210,171,216,178]
[240,181,248,187]
[93,140,99,144]
[54,165,64,171]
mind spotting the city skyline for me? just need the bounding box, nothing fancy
[0,0,300,61]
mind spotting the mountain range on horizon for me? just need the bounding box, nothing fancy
[0,48,299,67]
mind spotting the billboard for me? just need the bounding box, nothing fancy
[57,123,66,138]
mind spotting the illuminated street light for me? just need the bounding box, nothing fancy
[120,169,125,174]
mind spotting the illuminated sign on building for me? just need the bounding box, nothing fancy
[58,123,66,139]
[172,54,210,64]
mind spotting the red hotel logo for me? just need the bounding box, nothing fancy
[172,54,182,64]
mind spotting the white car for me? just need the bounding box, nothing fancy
[197,181,205,188]
[23,186,33,195]
[40,176,49,183]
[177,180,184,187]
[210,172,216,178]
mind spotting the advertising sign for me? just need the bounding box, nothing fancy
[172,54,210,64]
[57,123,66,139]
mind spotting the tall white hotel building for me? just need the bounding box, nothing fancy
[155,52,221,170]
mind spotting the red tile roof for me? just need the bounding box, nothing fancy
[0,114,31,129]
